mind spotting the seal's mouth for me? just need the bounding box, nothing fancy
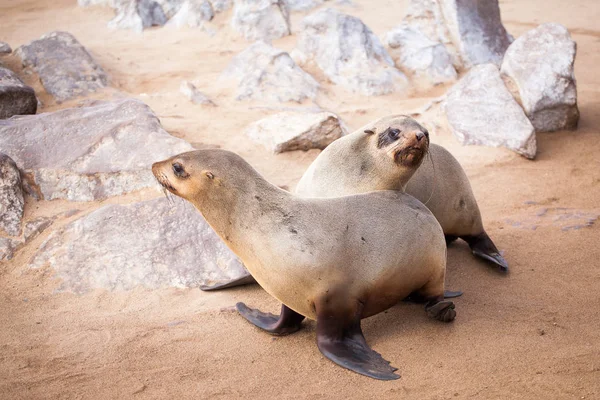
[395,145,427,166]
[152,163,177,193]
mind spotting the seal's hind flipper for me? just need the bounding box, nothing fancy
[236,302,305,336]
[462,231,509,272]
[200,275,257,291]
[443,290,463,298]
[425,299,456,322]
[316,305,399,380]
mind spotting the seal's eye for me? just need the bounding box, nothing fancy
[388,129,401,140]
[172,162,188,178]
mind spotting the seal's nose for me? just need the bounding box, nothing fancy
[416,131,425,141]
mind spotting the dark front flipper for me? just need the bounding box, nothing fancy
[404,289,462,303]
[236,302,305,336]
[462,231,509,272]
[316,305,399,380]
[200,275,257,291]
[443,290,463,298]
[425,299,456,322]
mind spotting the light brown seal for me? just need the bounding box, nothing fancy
[152,147,456,380]
[296,114,508,271]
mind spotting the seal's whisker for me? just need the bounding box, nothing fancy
[423,150,436,206]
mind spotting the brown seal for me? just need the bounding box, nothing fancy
[296,114,508,271]
[152,146,456,380]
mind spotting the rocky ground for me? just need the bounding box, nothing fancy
[0,0,599,398]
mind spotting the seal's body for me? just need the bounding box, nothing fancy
[152,145,455,380]
[296,115,508,271]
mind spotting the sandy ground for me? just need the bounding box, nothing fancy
[1,0,599,398]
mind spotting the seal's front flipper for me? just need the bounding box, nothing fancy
[425,299,456,322]
[236,302,305,336]
[316,308,399,380]
[443,290,463,298]
[462,232,509,272]
[200,275,257,291]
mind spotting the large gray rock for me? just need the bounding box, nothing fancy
[168,0,214,27]
[245,111,347,153]
[385,25,457,86]
[294,8,408,96]
[231,0,290,41]
[0,42,12,54]
[108,0,168,32]
[0,154,24,237]
[0,99,194,201]
[439,0,512,68]
[0,67,37,119]
[222,41,318,102]
[30,197,249,293]
[211,0,233,12]
[16,32,108,102]
[445,64,536,159]
[501,23,579,132]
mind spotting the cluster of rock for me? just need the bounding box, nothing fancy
[443,23,578,159]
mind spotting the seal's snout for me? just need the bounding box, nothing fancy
[415,129,429,142]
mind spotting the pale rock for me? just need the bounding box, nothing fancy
[222,41,318,103]
[78,0,114,6]
[501,23,579,132]
[283,0,323,11]
[108,0,168,32]
[0,99,194,201]
[385,25,457,86]
[295,8,407,96]
[245,111,346,153]
[23,217,54,242]
[211,0,233,12]
[231,0,291,41]
[0,237,15,261]
[29,198,249,293]
[16,32,108,102]
[0,42,12,54]
[0,67,37,119]
[445,64,536,159]
[168,0,214,27]
[180,81,216,106]
[439,0,512,68]
[156,0,185,17]
[0,153,24,237]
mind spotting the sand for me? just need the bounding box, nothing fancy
[0,0,599,398]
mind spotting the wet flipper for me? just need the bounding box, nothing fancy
[200,275,257,291]
[316,307,399,380]
[425,299,456,322]
[236,302,305,336]
[462,231,509,272]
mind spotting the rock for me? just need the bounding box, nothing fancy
[231,0,290,41]
[23,217,53,242]
[222,41,318,102]
[0,67,37,119]
[168,0,214,27]
[501,23,579,132]
[444,64,536,159]
[78,0,114,6]
[180,81,216,106]
[16,32,108,102]
[294,8,407,96]
[439,0,512,68]
[30,197,250,293]
[283,0,323,11]
[0,98,194,201]
[211,0,233,12]
[0,154,24,237]
[108,0,168,32]
[245,111,346,153]
[385,25,457,86]
[0,237,15,261]
[156,0,184,17]
[0,42,12,54]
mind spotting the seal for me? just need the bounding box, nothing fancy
[152,148,456,380]
[296,115,508,271]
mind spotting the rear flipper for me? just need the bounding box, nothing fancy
[316,300,399,380]
[461,231,509,272]
[425,298,456,323]
[236,302,305,336]
[200,275,257,291]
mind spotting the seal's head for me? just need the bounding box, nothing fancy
[359,115,430,189]
[152,149,249,202]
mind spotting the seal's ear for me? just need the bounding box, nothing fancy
[364,129,375,135]
[206,172,215,180]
